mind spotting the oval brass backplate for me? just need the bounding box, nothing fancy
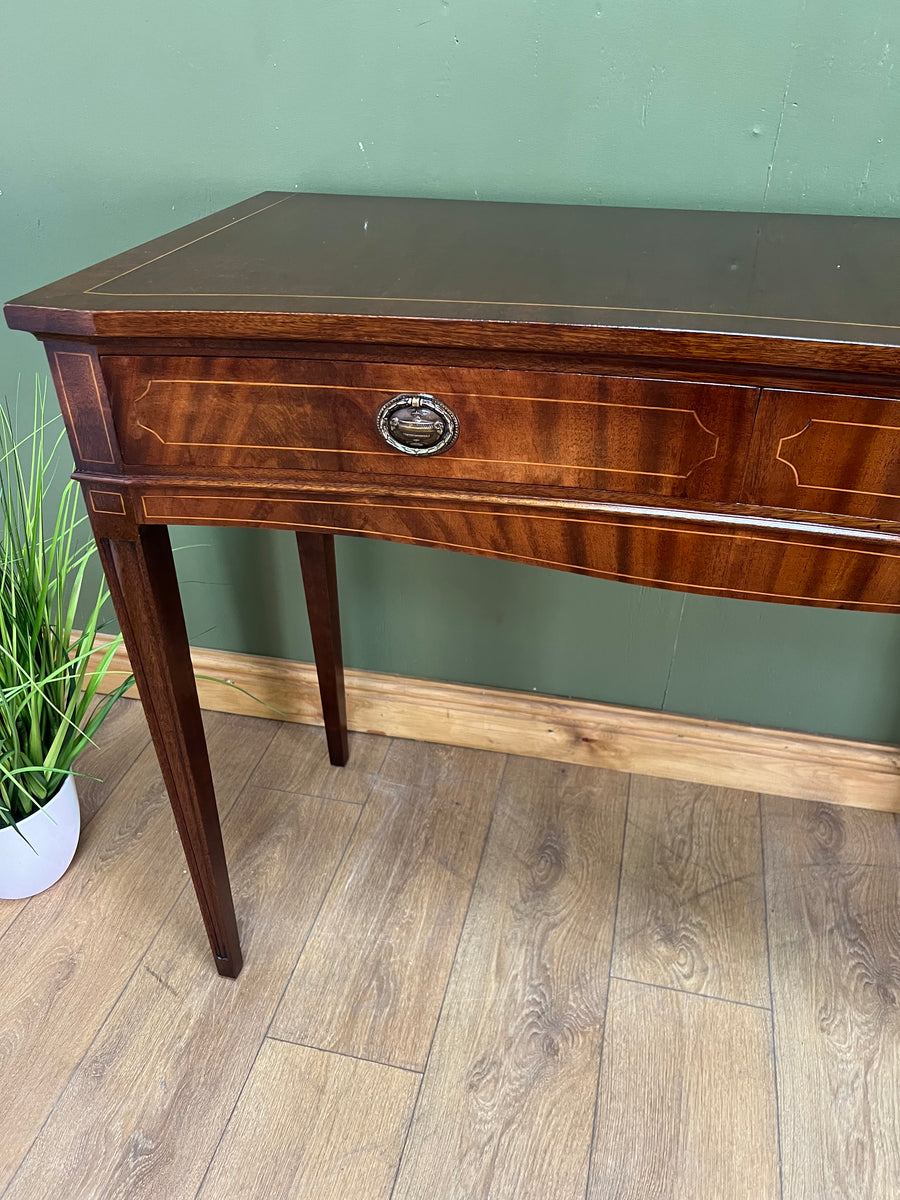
[376,393,460,456]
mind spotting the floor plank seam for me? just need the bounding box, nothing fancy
[190,790,367,1200]
[607,974,772,1013]
[386,1074,425,1200]
[347,732,391,812]
[0,876,190,1200]
[265,1035,425,1075]
[371,734,392,780]
[583,771,632,1200]
[78,733,150,832]
[0,899,32,951]
[247,726,390,806]
[386,751,508,1200]
[172,714,280,948]
[240,779,367,806]
[227,711,282,784]
[758,795,786,1200]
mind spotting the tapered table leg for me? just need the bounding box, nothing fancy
[95,526,242,977]
[296,531,349,767]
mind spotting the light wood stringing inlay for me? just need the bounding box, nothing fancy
[89,490,127,515]
[131,378,720,481]
[54,351,115,464]
[777,418,900,500]
[139,494,900,608]
[83,196,293,295]
[79,195,900,329]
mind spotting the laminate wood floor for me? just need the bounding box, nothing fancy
[1,700,898,1200]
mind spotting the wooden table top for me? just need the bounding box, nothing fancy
[6,192,900,363]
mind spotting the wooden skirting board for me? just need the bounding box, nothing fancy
[90,634,900,813]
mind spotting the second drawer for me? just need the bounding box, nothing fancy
[744,388,900,522]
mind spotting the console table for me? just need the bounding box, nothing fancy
[7,193,900,976]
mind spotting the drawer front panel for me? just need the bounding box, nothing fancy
[137,487,900,612]
[103,357,756,502]
[744,389,900,521]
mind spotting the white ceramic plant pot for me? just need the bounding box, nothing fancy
[0,776,81,899]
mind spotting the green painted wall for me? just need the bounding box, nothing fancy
[4,2,900,743]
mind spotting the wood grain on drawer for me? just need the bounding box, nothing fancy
[744,389,900,521]
[103,357,757,502]
[138,486,900,612]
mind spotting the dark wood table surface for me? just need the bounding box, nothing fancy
[7,192,900,974]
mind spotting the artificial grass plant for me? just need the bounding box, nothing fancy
[0,377,133,829]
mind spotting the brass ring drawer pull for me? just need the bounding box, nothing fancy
[376,393,459,456]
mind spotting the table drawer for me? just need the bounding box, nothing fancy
[103,357,756,501]
[744,389,900,521]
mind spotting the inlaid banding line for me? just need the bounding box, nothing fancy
[131,429,712,481]
[777,417,900,500]
[76,194,900,330]
[84,195,294,294]
[139,493,900,608]
[89,490,127,515]
[54,351,115,464]
[131,378,720,480]
[86,283,900,332]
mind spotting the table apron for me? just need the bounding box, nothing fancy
[78,478,900,613]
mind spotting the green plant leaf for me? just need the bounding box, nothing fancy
[0,378,129,826]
